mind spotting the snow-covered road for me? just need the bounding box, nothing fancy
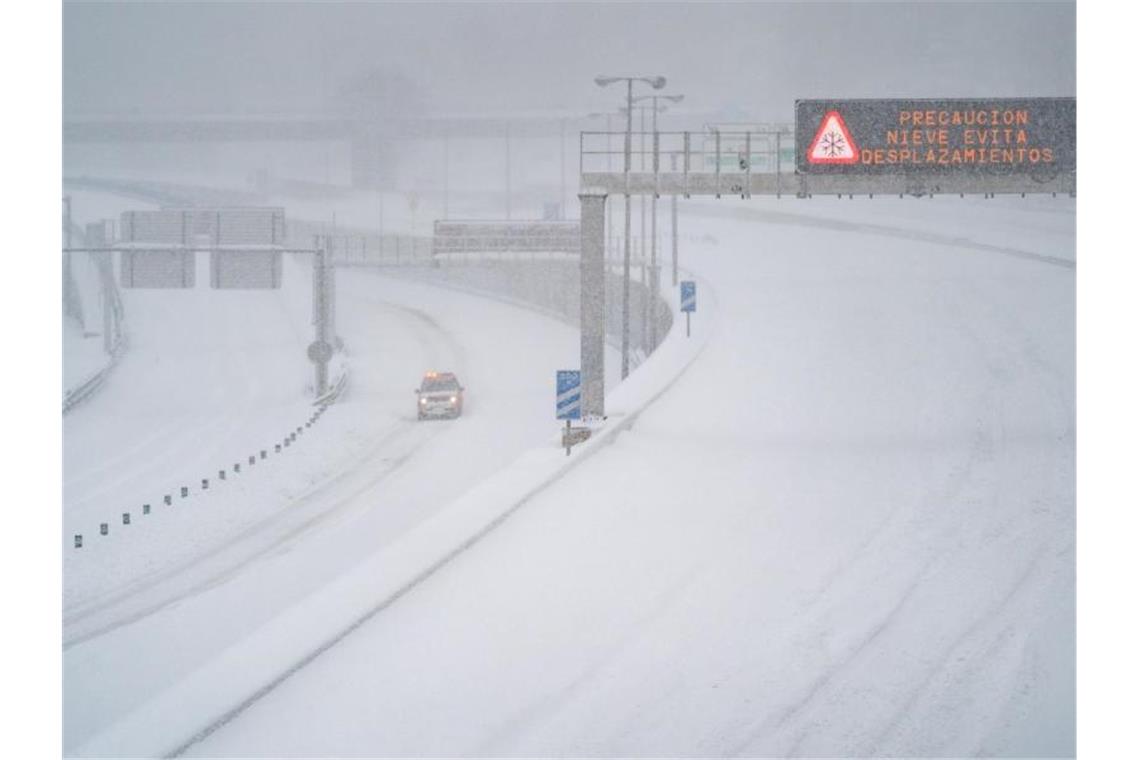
[178,196,1075,758]
[62,189,1074,758]
[63,253,619,751]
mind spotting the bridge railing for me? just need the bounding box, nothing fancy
[581,130,793,177]
[432,220,580,258]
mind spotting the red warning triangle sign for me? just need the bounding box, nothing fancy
[807,110,859,164]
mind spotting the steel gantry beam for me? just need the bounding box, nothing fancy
[581,170,1076,198]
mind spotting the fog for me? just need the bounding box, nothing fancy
[65,1,1074,120]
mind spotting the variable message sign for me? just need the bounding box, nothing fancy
[796,98,1075,175]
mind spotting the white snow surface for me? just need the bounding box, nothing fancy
[64,192,1074,758]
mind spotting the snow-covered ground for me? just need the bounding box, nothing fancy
[62,181,1074,756]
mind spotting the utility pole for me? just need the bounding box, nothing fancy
[631,92,684,349]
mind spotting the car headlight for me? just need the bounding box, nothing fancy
[419,398,426,404]
[450,396,457,403]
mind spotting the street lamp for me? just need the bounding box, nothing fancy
[595,74,666,380]
[633,93,684,352]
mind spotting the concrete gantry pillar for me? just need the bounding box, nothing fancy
[579,189,608,419]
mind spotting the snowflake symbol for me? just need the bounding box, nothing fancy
[820,130,847,157]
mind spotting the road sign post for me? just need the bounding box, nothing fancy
[557,370,589,455]
[680,280,696,337]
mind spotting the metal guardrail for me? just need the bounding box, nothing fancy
[64,368,110,414]
[312,369,348,407]
[581,130,792,177]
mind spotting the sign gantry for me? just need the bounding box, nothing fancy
[576,98,1076,419]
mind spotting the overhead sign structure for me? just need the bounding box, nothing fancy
[119,249,195,289]
[556,370,582,421]
[796,98,1076,175]
[210,250,282,290]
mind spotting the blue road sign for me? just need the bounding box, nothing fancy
[556,370,582,420]
[680,281,696,313]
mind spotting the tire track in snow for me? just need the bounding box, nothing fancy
[727,552,942,757]
[64,300,459,647]
[63,420,440,647]
[759,276,1072,757]
[163,275,719,759]
[864,548,1048,755]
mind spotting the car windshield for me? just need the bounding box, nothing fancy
[422,378,459,392]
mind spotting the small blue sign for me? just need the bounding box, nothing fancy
[680,280,696,313]
[556,370,581,420]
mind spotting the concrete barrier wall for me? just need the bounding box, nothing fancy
[389,258,673,367]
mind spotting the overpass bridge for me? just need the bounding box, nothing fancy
[62,111,720,188]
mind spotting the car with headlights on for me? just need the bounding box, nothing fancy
[416,371,464,420]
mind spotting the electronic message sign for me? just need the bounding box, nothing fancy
[796,98,1075,175]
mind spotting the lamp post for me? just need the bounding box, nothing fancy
[505,121,511,220]
[620,102,671,352]
[443,123,450,220]
[633,93,684,352]
[560,116,566,219]
[594,75,665,380]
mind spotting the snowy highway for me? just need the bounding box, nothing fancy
[64,192,1074,757]
[63,240,619,751]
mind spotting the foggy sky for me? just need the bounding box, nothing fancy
[64,1,1075,121]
